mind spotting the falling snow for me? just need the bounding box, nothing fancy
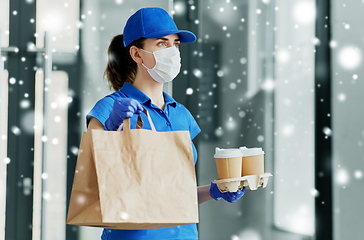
[217,70,224,77]
[43,192,51,201]
[310,189,320,197]
[354,170,363,179]
[186,88,194,95]
[338,46,362,70]
[54,116,61,123]
[322,127,332,136]
[338,93,346,102]
[229,83,237,89]
[20,99,31,109]
[225,117,236,130]
[336,169,350,185]
[215,127,224,137]
[120,212,129,220]
[293,2,316,24]
[193,69,203,78]
[2,1,363,238]
[4,158,11,164]
[11,126,21,136]
[9,78,16,84]
[238,111,246,118]
[77,195,87,205]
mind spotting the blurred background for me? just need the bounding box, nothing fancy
[0,0,363,239]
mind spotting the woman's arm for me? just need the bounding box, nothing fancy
[88,117,104,130]
[197,185,212,205]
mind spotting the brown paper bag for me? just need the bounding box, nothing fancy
[67,110,199,229]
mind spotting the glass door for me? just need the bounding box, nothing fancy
[0,0,79,239]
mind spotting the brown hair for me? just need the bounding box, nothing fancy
[104,35,146,91]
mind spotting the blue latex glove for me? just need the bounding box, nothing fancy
[104,98,144,131]
[210,181,245,203]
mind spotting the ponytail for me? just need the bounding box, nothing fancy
[104,35,146,91]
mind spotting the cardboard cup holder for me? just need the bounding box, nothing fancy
[213,173,273,192]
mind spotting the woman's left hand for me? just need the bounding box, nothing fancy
[104,98,144,131]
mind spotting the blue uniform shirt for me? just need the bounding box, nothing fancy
[86,82,200,240]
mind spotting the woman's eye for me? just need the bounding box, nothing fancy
[175,43,180,48]
[158,42,166,47]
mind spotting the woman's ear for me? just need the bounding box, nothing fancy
[130,46,143,64]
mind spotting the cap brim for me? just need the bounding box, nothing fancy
[143,30,196,43]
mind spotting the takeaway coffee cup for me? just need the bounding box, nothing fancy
[214,148,243,179]
[240,147,265,176]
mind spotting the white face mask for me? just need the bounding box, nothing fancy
[141,46,181,83]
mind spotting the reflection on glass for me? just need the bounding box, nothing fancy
[0,0,9,47]
[36,0,79,52]
[0,69,8,240]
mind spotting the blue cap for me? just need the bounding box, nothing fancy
[123,7,197,47]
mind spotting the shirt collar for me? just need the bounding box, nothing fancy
[120,82,177,108]
[163,91,177,107]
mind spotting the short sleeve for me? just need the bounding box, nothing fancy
[86,96,115,127]
[189,117,201,140]
[182,106,200,140]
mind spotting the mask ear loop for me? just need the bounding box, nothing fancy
[140,48,156,70]
[140,48,153,54]
[141,63,150,70]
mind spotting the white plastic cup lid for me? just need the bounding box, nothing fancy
[214,147,243,158]
[239,147,264,157]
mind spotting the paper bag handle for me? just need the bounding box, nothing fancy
[117,108,156,132]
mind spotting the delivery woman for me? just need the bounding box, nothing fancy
[86,7,245,240]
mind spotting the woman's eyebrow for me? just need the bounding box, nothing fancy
[156,37,180,42]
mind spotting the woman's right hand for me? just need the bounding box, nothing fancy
[104,98,144,131]
[210,181,245,203]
